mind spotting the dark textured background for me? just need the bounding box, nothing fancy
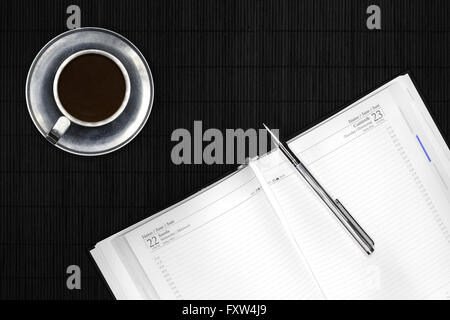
[0,0,449,299]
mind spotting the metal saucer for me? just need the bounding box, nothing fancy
[25,27,154,156]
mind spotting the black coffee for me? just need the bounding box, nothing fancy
[57,53,126,123]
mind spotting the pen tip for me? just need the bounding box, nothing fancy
[263,123,281,146]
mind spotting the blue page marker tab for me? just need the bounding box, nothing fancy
[416,135,431,162]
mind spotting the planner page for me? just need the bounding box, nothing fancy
[124,166,324,299]
[253,77,450,299]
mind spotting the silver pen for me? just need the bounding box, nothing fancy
[263,124,375,254]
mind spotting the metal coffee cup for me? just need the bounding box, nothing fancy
[26,27,154,156]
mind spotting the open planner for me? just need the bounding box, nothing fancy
[90,74,450,299]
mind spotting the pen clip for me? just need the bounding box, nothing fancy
[335,199,375,250]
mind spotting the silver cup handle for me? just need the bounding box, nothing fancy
[46,116,71,144]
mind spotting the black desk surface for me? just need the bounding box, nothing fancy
[1,0,449,299]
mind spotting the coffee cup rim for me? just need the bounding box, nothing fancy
[53,49,131,127]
